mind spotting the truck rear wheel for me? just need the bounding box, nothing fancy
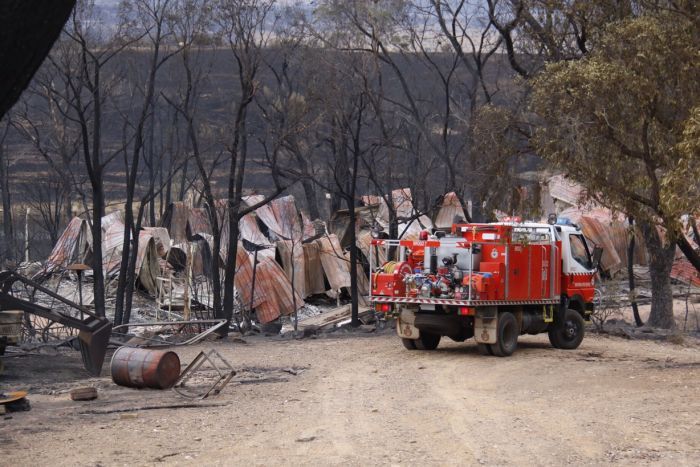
[402,338,417,350]
[490,312,518,357]
[548,309,585,350]
[414,332,441,350]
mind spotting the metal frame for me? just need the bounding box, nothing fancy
[172,348,236,399]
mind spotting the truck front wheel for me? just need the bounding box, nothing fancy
[402,338,417,350]
[548,309,585,350]
[414,332,441,350]
[490,312,518,357]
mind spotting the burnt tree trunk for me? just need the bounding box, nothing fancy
[0,145,13,261]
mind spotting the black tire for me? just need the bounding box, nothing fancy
[414,332,441,350]
[548,309,585,350]
[402,338,417,350]
[477,343,493,356]
[490,312,518,357]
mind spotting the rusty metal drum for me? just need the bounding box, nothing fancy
[110,347,181,389]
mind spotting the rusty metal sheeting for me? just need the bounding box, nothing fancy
[608,222,648,267]
[102,220,126,277]
[301,211,317,240]
[111,347,181,389]
[434,192,466,229]
[671,258,700,286]
[100,220,160,294]
[376,188,433,239]
[101,210,124,231]
[246,195,303,242]
[361,195,383,206]
[356,230,387,267]
[159,202,190,243]
[254,256,304,324]
[188,208,211,237]
[135,232,160,295]
[276,239,307,298]
[233,243,265,310]
[547,174,586,207]
[303,242,327,296]
[142,227,171,258]
[44,217,91,273]
[317,234,351,291]
[239,213,275,257]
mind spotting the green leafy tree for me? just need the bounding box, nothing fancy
[530,12,700,328]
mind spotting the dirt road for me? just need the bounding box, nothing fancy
[1,331,699,465]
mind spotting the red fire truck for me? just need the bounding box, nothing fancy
[369,219,601,356]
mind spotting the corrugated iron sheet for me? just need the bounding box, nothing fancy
[142,227,171,258]
[233,242,265,310]
[249,195,303,241]
[253,256,304,324]
[303,242,327,296]
[135,232,159,295]
[101,210,124,231]
[317,234,351,290]
[671,258,700,286]
[547,174,585,207]
[44,217,91,273]
[188,208,211,237]
[159,202,193,243]
[434,192,466,228]
[102,220,126,277]
[276,239,307,298]
[239,213,275,256]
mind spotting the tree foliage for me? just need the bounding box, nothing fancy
[530,12,700,234]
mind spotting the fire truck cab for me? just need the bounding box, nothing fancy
[369,219,601,356]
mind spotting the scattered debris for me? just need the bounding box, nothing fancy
[79,402,228,415]
[0,391,31,412]
[172,349,236,399]
[111,319,226,347]
[295,436,317,443]
[111,347,181,389]
[70,386,98,401]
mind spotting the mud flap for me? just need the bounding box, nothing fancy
[474,306,498,344]
[397,308,419,339]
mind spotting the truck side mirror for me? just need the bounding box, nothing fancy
[591,246,603,270]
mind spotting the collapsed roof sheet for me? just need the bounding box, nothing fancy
[671,258,700,287]
[317,234,351,290]
[135,232,160,295]
[253,256,304,324]
[376,188,433,239]
[247,195,303,241]
[434,192,467,229]
[276,239,307,298]
[303,241,327,296]
[44,217,91,273]
[142,227,171,258]
[160,202,212,244]
[547,174,586,207]
[239,213,275,256]
[233,242,265,310]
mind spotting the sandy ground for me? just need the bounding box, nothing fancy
[1,329,699,466]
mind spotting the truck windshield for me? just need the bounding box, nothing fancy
[569,234,592,269]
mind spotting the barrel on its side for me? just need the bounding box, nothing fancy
[110,347,181,389]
